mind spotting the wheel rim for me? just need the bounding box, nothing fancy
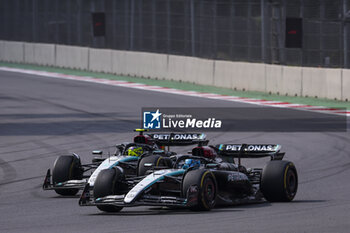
[285,169,297,198]
[204,178,216,204]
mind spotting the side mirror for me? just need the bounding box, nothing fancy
[206,163,219,169]
[153,150,165,155]
[144,163,153,168]
[92,150,103,155]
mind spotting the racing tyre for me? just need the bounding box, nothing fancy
[137,154,169,176]
[182,169,217,211]
[93,168,124,212]
[52,155,83,196]
[261,160,298,202]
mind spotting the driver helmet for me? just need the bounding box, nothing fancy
[182,159,200,170]
[127,146,143,157]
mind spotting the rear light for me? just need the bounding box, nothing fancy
[192,146,216,159]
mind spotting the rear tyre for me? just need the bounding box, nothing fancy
[260,160,298,202]
[93,168,124,212]
[137,155,169,176]
[52,155,83,196]
[182,169,217,211]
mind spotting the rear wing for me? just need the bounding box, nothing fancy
[215,144,285,160]
[149,133,209,147]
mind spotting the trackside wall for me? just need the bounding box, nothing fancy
[0,40,348,101]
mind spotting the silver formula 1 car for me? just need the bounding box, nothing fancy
[43,130,208,197]
[79,143,298,212]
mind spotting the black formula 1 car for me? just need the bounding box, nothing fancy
[79,143,298,212]
[43,130,208,197]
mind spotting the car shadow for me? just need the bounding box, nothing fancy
[87,199,326,216]
[89,206,244,216]
[53,194,81,199]
[292,199,328,203]
[216,201,271,209]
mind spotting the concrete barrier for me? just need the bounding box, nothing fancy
[231,62,266,92]
[112,50,168,79]
[302,67,326,98]
[113,51,168,80]
[0,41,4,61]
[112,50,127,76]
[192,58,214,86]
[124,51,149,77]
[33,43,55,66]
[302,67,342,100]
[88,48,112,73]
[24,42,35,64]
[324,68,342,100]
[342,69,350,101]
[281,66,302,97]
[182,56,198,84]
[213,60,233,89]
[168,55,187,82]
[123,51,138,77]
[2,41,24,63]
[115,50,167,78]
[119,51,160,78]
[141,53,168,80]
[56,45,89,70]
[266,65,303,97]
[0,40,348,102]
[168,55,214,85]
[265,64,282,95]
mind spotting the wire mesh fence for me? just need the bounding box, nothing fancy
[1,0,349,68]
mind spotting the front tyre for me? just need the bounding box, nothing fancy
[260,160,298,202]
[52,155,83,196]
[182,169,217,211]
[93,168,124,212]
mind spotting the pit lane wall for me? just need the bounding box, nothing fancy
[0,40,349,101]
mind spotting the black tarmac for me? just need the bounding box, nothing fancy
[0,70,350,233]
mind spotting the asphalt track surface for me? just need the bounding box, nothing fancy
[0,70,350,233]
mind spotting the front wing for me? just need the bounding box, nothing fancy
[42,169,87,191]
[79,184,199,208]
